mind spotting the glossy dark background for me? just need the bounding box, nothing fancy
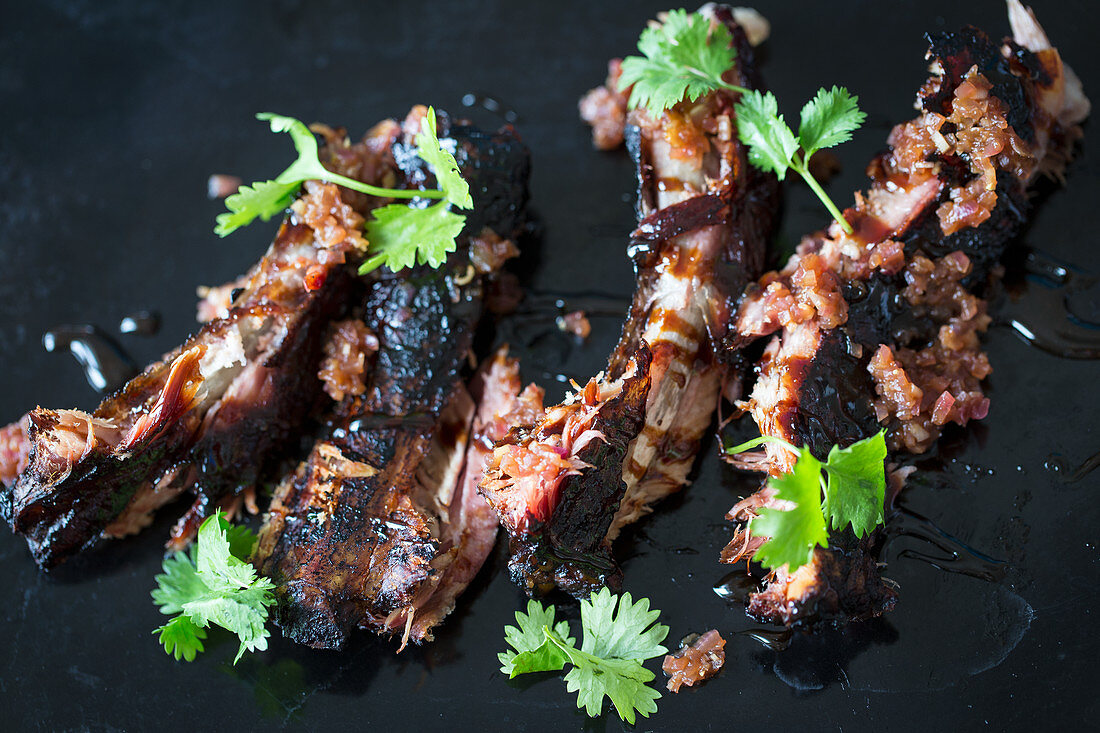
[1,1,1096,730]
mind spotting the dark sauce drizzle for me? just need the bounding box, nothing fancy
[1000,249,1100,359]
[43,311,160,394]
[883,504,1007,582]
[737,628,793,653]
[42,325,137,394]
[118,310,161,336]
[495,290,630,383]
[712,570,761,604]
[1063,448,1100,484]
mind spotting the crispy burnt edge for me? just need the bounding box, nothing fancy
[483,6,777,601]
[0,123,398,569]
[722,12,1088,628]
[496,347,652,598]
[255,114,532,649]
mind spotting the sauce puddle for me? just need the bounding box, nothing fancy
[883,504,1007,582]
[496,290,630,383]
[43,311,160,394]
[1000,249,1100,359]
[42,325,137,393]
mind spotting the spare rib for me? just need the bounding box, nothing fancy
[481,4,779,598]
[722,0,1089,627]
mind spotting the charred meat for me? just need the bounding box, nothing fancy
[0,120,404,569]
[254,111,532,649]
[482,5,779,598]
[722,1,1089,627]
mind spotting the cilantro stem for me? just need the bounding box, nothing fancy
[543,625,574,657]
[726,434,800,456]
[791,152,852,234]
[295,170,445,201]
[719,80,750,95]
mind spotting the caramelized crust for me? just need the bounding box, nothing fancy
[723,4,1088,627]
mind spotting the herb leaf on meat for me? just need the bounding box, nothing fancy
[618,8,747,116]
[725,431,888,571]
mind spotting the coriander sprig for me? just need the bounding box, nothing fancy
[151,512,275,664]
[735,86,866,233]
[500,589,669,725]
[726,431,887,571]
[216,108,473,276]
[215,113,441,237]
[618,9,747,116]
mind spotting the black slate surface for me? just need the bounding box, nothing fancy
[1,1,1097,730]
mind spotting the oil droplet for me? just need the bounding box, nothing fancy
[712,571,761,603]
[460,92,519,123]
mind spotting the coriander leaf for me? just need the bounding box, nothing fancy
[360,202,464,274]
[257,112,323,185]
[154,615,207,662]
[500,590,669,723]
[215,179,300,237]
[797,86,867,160]
[563,655,660,725]
[579,588,668,663]
[225,521,259,561]
[415,107,472,210]
[618,8,745,116]
[752,448,829,571]
[150,512,275,664]
[181,587,273,664]
[735,89,799,180]
[151,548,205,616]
[499,599,574,676]
[823,431,887,537]
[735,86,865,233]
[195,511,257,591]
[504,638,572,677]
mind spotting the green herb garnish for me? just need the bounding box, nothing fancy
[618,8,747,116]
[359,107,472,274]
[726,430,887,571]
[216,108,472,276]
[734,86,866,233]
[500,588,669,724]
[151,512,274,664]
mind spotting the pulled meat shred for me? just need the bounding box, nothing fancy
[318,320,379,402]
[0,418,31,487]
[480,375,619,533]
[578,59,629,151]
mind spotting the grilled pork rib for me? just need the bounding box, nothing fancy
[723,1,1089,627]
[480,5,779,598]
[0,122,402,569]
[255,112,532,649]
